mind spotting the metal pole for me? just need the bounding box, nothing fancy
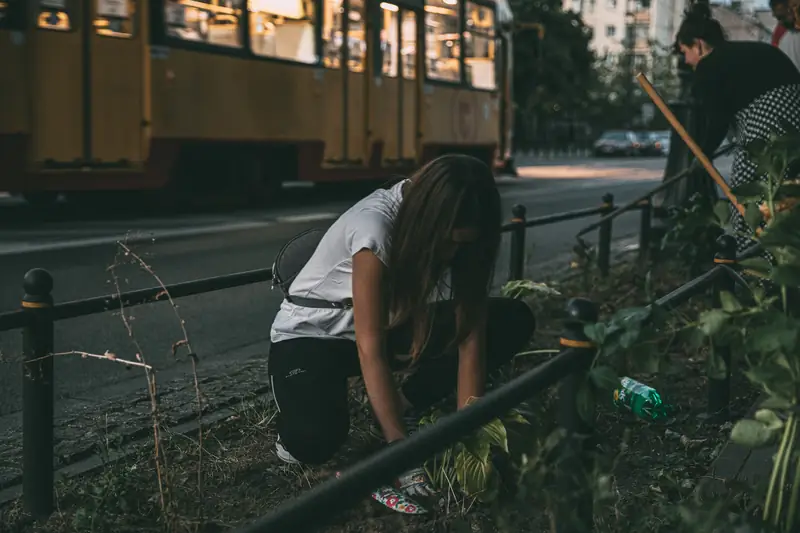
[708,234,736,421]
[21,268,55,519]
[555,298,598,533]
[508,204,527,281]
[597,193,614,277]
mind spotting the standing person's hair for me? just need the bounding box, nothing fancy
[675,6,727,49]
[385,154,501,361]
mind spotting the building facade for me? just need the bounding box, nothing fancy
[563,0,687,58]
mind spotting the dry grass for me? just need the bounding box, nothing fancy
[0,255,763,533]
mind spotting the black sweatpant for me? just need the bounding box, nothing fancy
[267,297,536,465]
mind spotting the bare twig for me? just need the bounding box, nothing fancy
[36,350,154,371]
[108,243,171,518]
[115,240,205,511]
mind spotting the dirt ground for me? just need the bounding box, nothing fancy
[0,258,761,533]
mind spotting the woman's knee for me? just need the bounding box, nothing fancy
[486,297,536,357]
[277,414,350,465]
[491,297,535,336]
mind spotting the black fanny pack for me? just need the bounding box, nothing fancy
[271,228,353,309]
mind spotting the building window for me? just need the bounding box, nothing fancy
[425,0,460,83]
[607,0,616,8]
[464,2,495,90]
[570,0,581,10]
[634,24,648,41]
[605,24,615,37]
[588,0,595,12]
[249,0,317,63]
[165,0,244,48]
[401,10,417,79]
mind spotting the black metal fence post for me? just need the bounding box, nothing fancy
[21,268,55,519]
[708,235,736,421]
[508,204,527,281]
[597,193,614,277]
[638,197,652,264]
[555,297,598,533]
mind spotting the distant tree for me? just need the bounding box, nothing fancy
[510,0,597,150]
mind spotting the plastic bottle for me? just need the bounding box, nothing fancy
[613,377,670,421]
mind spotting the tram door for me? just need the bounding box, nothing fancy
[28,0,146,169]
[374,0,420,166]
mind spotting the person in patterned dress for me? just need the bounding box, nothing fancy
[676,8,800,253]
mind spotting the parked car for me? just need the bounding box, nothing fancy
[641,130,671,156]
[593,130,643,157]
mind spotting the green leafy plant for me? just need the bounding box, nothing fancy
[660,191,727,274]
[686,128,800,532]
[420,408,531,503]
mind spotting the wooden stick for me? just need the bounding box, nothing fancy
[635,72,746,217]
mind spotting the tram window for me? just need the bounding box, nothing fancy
[380,3,398,77]
[165,0,244,48]
[424,0,459,83]
[0,0,24,30]
[464,1,495,90]
[348,0,365,72]
[401,10,416,79]
[38,0,72,31]
[249,0,317,63]
[322,0,342,68]
[95,0,137,38]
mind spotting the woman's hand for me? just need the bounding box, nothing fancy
[394,467,437,498]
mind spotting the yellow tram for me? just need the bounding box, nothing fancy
[0,0,514,205]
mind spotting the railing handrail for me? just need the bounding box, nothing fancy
[232,347,590,533]
[0,268,273,333]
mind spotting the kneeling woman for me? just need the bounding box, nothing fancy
[268,154,535,491]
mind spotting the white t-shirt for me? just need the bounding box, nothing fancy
[779,30,800,72]
[273,179,453,344]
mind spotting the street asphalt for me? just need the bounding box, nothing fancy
[0,155,733,419]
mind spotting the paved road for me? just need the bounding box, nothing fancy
[0,156,732,419]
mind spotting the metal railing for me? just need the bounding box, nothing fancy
[0,195,654,520]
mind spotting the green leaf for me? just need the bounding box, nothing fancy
[713,200,732,225]
[718,291,742,313]
[771,264,800,287]
[744,203,763,230]
[739,257,772,275]
[699,309,729,336]
[479,419,509,453]
[744,138,768,160]
[754,409,785,431]
[730,419,779,448]
[774,183,800,200]
[583,323,606,344]
[760,396,793,410]
[589,365,620,391]
[732,181,767,201]
[453,447,492,497]
[750,318,798,353]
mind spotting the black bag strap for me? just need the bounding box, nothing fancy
[271,227,353,310]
